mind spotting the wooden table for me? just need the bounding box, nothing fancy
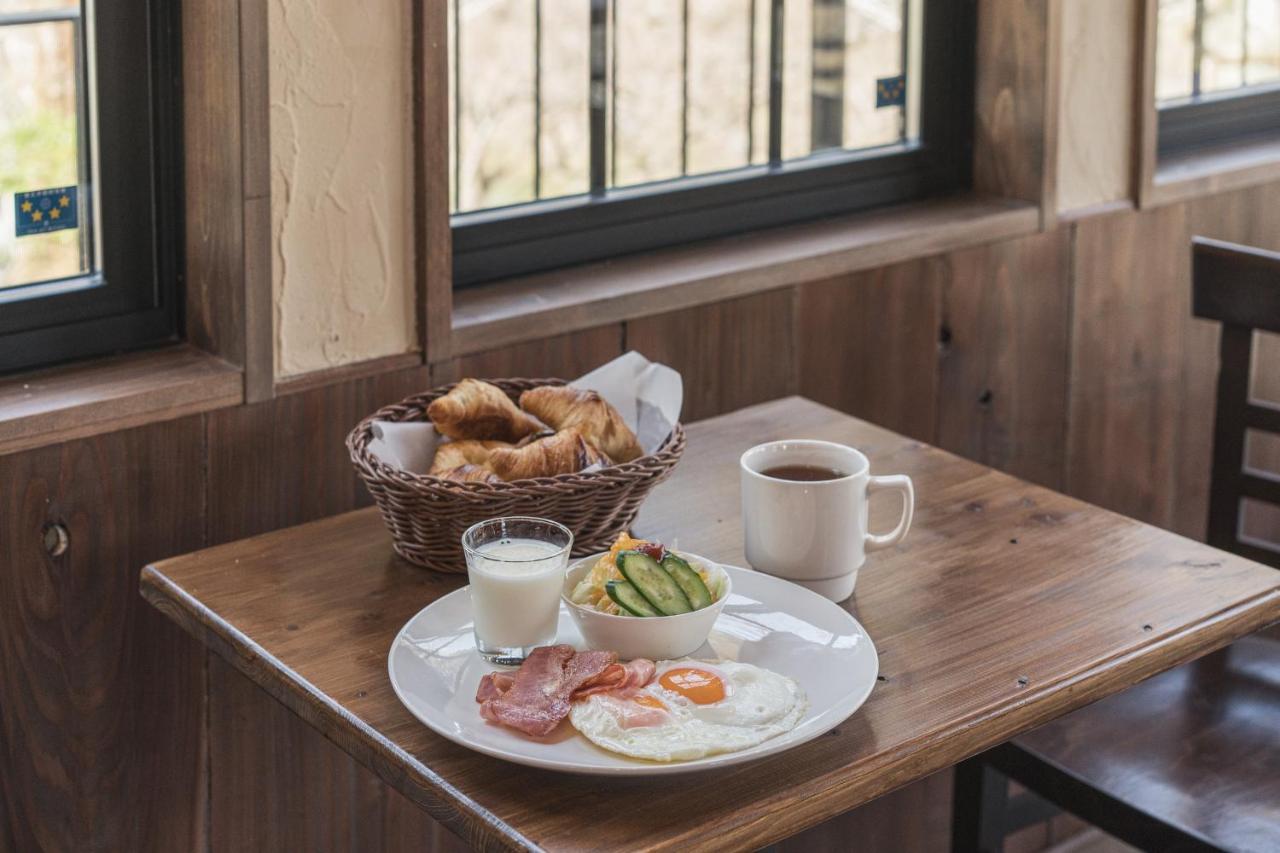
[141,398,1280,852]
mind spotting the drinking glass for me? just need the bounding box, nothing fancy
[462,516,573,665]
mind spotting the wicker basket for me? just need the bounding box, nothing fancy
[347,378,686,573]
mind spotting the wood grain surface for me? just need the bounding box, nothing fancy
[450,196,1038,355]
[1011,633,1280,851]
[431,325,625,388]
[937,229,1072,489]
[0,345,241,457]
[208,654,464,853]
[973,0,1051,209]
[1,417,208,851]
[205,362,458,850]
[626,290,797,423]
[182,0,245,369]
[1065,204,1191,531]
[418,0,454,365]
[797,260,944,443]
[142,398,1280,852]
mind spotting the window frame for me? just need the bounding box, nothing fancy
[1157,84,1280,159]
[451,0,975,288]
[0,0,183,375]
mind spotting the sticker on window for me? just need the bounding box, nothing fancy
[876,75,906,109]
[15,186,78,237]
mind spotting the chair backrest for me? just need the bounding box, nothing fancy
[1192,236,1280,569]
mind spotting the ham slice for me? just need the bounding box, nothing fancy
[476,645,618,737]
[572,657,657,698]
[474,672,514,703]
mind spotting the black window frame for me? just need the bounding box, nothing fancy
[0,0,183,375]
[1158,84,1280,159]
[451,0,975,288]
[1155,0,1280,160]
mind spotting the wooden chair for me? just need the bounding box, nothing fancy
[952,237,1280,853]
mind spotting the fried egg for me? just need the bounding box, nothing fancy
[568,659,807,761]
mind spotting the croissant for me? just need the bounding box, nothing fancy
[518,386,643,463]
[487,429,609,480]
[427,379,544,442]
[437,464,502,484]
[429,439,511,474]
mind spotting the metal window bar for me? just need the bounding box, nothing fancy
[452,0,461,210]
[900,0,911,139]
[608,0,618,188]
[0,4,93,279]
[811,0,846,151]
[589,0,608,195]
[533,0,542,199]
[450,0,928,214]
[1193,0,1206,97]
[1242,0,1250,86]
[747,0,757,162]
[768,0,784,164]
[680,0,690,176]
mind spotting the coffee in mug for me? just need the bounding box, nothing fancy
[740,439,914,602]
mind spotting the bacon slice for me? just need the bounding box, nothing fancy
[474,672,515,703]
[571,657,657,699]
[619,658,656,689]
[477,645,618,737]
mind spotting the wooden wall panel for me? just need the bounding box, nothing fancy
[431,324,624,385]
[201,364,478,851]
[1063,184,1280,540]
[626,291,796,423]
[1065,204,1194,532]
[209,656,459,853]
[778,770,953,853]
[0,418,208,851]
[206,365,429,543]
[797,261,943,443]
[204,365,458,852]
[937,230,1073,489]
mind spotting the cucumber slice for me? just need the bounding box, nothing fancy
[661,553,714,610]
[606,579,661,617]
[615,550,693,615]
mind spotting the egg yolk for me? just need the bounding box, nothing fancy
[631,693,667,710]
[658,668,726,704]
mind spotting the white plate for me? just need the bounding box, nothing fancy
[387,564,878,775]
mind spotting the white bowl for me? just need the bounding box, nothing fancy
[561,551,731,661]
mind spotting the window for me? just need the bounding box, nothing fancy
[448,0,973,287]
[0,0,181,375]
[1156,0,1280,157]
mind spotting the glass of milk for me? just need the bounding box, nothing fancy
[462,516,574,665]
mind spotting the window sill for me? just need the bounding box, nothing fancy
[451,194,1039,355]
[0,345,243,456]
[1147,134,1280,208]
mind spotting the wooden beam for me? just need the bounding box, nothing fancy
[419,0,453,366]
[181,0,273,401]
[240,0,273,401]
[1133,0,1160,208]
[973,0,1057,228]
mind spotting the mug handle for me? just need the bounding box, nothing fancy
[864,474,914,551]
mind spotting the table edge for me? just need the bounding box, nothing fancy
[140,566,540,853]
[140,559,1280,853]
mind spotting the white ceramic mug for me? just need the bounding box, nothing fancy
[740,439,914,602]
